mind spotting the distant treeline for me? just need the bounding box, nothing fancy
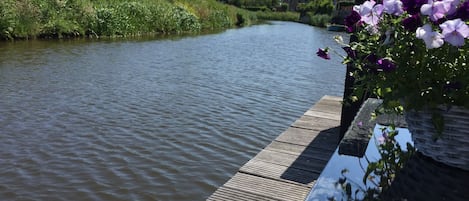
[0,0,298,40]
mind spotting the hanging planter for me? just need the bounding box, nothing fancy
[405,106,469,171]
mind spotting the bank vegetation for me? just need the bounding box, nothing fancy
[0,0,299,40]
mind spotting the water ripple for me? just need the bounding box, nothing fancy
[0,21,347,201]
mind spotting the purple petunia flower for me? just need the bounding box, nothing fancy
[377,58,397,72]
[416,24,444,49]
[378,130,390,144]
[378,136,386,144]
[366,53,378,64]
[345,11,361,32]
[456,0,469,20]
[402,14,423,31]
[357,121,363,127]
[316,48,330,60]
[362,54,379,73]
[421,0,453,22]
[439,18,469,47]
[383,0,404,15]
[402,0,427,15]
[354,0,384,26]
[445,0,460,16]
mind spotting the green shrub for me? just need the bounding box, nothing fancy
[93,7,118,36]
[170,6,202,33]
[34,0,96,38]
[91,1,201,36]
[0,1,16,40]
[174,0,254,30]
[297,0,333,15]
[308,14,331,27]
[0,0,41,39]
[278,3,288,11]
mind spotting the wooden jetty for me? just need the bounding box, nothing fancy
[207,95,342,201]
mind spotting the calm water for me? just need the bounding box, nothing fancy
[0,21,347,201]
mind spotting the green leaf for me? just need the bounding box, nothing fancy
[363,162,376,185]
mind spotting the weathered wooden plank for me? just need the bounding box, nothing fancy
[308,105,342,116]
[274,127,340,150]
[207,96,343,201]
[249,149,328,173]
[207,186,281,201]
[239,159,319,186]
[224,173,311,201]
[304,110,341,121]
[320,95,343,102]
[291,115,340,131]
[263,141,333,161]
[308,96,343,115]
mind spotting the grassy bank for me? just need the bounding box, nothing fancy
[0,0,301,40]
[0,0,258,40]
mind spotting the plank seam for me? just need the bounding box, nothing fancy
[260,147,332,162]
[272,139,337,152]
[250,158,327,175]
[237,170,313,188]
[289,125,340,132]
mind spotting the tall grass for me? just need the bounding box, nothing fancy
[174,0,257,29]
[0,0,301,40]
[0,0,260,40]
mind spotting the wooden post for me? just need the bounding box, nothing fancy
[339,34,367,140]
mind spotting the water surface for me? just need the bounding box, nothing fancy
[0,21,347,200]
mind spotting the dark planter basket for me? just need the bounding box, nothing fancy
[405,106,469,171]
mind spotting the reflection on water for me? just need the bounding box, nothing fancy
[307,125,413,201]
[0,21,347,200]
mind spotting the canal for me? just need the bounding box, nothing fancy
[0,21,347,200]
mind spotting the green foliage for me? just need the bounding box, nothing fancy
[255,11,299,22]
[337,126,415,200]
[278,3,289,11]
[0,1,14,40]
[174,0,256,30]
[0,0,301,40]
[0,0,259,40]
[343,7,469,111]
[297,0,334,15]
[91,1,201,36]
[0,0,41,39]
[308,14,331,27]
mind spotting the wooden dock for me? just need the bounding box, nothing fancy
[207,95,342,201]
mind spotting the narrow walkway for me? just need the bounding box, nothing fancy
[207,95,342,201]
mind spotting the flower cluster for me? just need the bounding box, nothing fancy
[319,0,469,112]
